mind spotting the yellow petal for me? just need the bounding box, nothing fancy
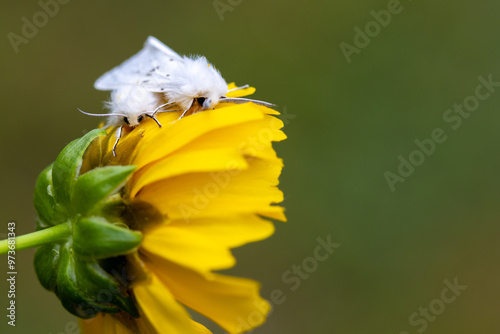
[80,314,105,334]
[168,214,275,248]
[129,147,249,197]
[80,314,135,334]
[192,320,213,334]
[258,207,287,222]
[101,315,118,334]
[133,274,200,334]
[128,113,285,197]
[133,105,266,168]
[141,225,236,272]
[114,319,135,334]
[135,315,160,334]
[145,257,270,334]
[171,116,286,157]
[136,158,284,220]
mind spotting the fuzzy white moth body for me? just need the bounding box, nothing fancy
[142,55,229,111]
[104,85,162,127]
[83,36,274,155]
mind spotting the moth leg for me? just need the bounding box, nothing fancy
[146,104,182,128]
[147,114,162,128]
[177,99,195,121]
[112,126,123,157]
[150,102,176,118]
[177,109,189,120]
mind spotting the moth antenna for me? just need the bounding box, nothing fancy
[219,97,276,108]
[112,126,123,157]
[78,108,127,117]
[227,84,250,93]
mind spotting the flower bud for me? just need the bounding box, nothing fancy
[33,129,141,318]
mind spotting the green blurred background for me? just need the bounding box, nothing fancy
[1,0,500,333]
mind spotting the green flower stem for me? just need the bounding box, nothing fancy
[0,223,71,255]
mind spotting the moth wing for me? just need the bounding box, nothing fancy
[140,74,179,93]
[94,36,183,90]
[145,36,182,62]
[139,60,187,93]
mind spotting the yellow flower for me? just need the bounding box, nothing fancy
[79,83,286,333]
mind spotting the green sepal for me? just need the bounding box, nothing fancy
[52,129,106,208]
[73,165,136,216]
[34,164,58,229]
[74,258,139,318]
[56,242,120,318]
[33,129,142,319]
[73,217,142,259]
[34,243,61,291]
[36,239,139,319]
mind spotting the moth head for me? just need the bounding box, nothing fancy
[123,113,145,127]
[197,93,221,110]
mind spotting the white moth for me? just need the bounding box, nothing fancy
[80,36,274,156]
